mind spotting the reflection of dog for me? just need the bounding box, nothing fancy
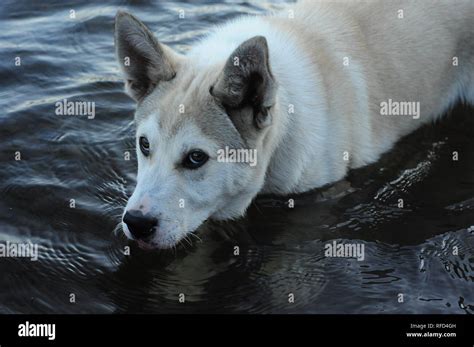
[115,1,474,249]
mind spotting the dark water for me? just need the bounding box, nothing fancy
[0,0,473,314]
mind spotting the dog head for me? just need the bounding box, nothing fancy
[115,11,278,249]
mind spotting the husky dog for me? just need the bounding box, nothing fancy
[115,0,474,249]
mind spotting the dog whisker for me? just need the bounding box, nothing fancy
[189,232,202,244]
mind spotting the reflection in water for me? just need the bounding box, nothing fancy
[0,0,473,314]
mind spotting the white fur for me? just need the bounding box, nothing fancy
[118,1,474,249]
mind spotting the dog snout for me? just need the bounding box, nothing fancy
[123,210,158,240]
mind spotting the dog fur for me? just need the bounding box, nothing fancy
[115,0,474,249]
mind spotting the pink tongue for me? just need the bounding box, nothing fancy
[137,240,155,250]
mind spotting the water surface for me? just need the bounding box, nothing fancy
[0,0,473,314]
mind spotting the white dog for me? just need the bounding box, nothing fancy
[115,0,474,249]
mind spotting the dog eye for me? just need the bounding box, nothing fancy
[183,150,209,169]
[139,136,150,157]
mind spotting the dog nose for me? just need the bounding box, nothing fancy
[123,210,158,240]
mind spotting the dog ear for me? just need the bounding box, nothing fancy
[114,11,177,102]
[211,36,277,129]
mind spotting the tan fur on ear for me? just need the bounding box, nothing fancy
[212,36,277,122]
[114,11,178,102]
